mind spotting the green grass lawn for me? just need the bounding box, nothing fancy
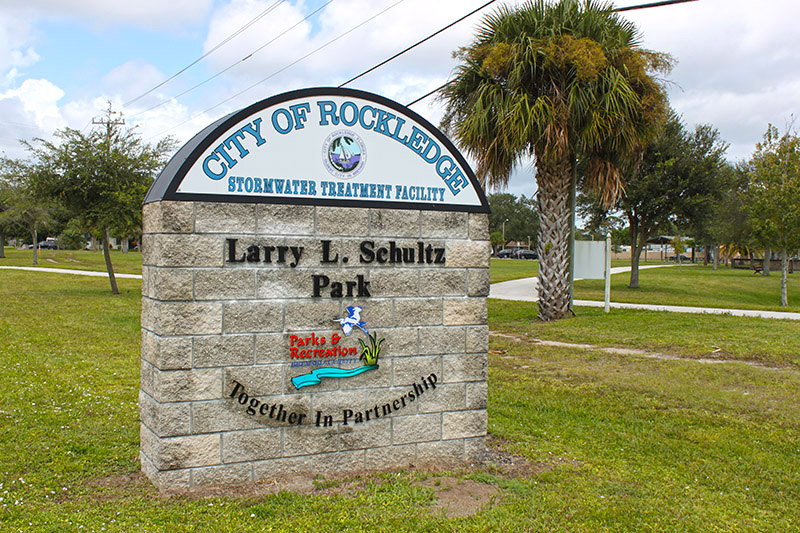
[0,247,144,275]
[1,270,799,530]
[574,264,800,313]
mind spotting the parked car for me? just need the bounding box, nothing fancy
[669,254,691,262]
[496,249,515,258]
[514,249,538,260]
[38,238,58,250]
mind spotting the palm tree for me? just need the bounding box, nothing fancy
[441,0,670,321]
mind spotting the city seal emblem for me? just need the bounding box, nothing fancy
[322,130,366,179]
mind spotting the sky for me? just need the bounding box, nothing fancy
[1,0,798,199]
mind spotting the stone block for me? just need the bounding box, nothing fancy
[195,202,256,233]
[223,301,283,333]
[143,201,194,234]
[255,333,287,364]
[468,213,489,240]
[253,457,314,481]
[140,451,191,491]
[442,410,487,440]
[317,207,369,236]
[339,417,391,450]
[142,331,192,370]
[314,449,365,473]
[195,269,256,300]
[310,390,368,415]
[442,353,488,383]
[369,269,419,297]
[466,382,488,410]
[257,204,314,235]
[369,209,420,237]
[394,298,442,326]
[417,383,466,414]
[224,365,283,397]
[142,234,224,267]
[283,425,339,456]
[192,463,252,487]
[445,240,490,268]
[143,300,223,336]
[466,325,489,354]
[467,269,490,297]
[139,390,191,437]
[417,439,465,466]
[391,413,441,444]
[465,436,488,463]
[141,361,223,402]
[418,326,467,355]
[146,267,193,301]
[284,300,339,330]
[443,297,487,326]
[421,211,468,239]
[222,428,282,463]
[366,385,419,417]
[192,399,254,433]
[194,335,254,368]
[256,270,317,299]
[392,355,442,388]
[140,424,220,470]
[365,444,416,471]
[337,361,393,390]
[224,389,311,428]
[419,269,467,297]
[375,327,418,357]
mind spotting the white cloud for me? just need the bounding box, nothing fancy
[3,0,214,27]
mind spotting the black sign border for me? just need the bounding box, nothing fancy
[144,87,489,213]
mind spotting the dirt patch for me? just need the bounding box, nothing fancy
[490,332,786,370]
[420,477,500,518]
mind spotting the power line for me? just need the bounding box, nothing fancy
[339,0,497,88]
[123,0,285,108]
[614,0,698,12]
[146,0,406,141]
[130,0,335,119]
[405,0,701,107]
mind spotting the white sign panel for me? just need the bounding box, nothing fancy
[146,88,489,212]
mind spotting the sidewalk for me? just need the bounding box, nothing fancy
[489,265,800,321]
[0,265,142,279]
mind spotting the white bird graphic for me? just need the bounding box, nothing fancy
[334,306,369,336]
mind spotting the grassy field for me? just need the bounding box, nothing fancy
[574,264,800,313]
[0,247,143,275]
[1,270,798,530]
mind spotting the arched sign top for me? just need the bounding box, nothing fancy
[145,87,489,213]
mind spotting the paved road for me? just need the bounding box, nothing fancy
[490,264,800,321]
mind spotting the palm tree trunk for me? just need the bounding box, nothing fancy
[536,157,573,321]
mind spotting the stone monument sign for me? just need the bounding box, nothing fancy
[140,88,490,490]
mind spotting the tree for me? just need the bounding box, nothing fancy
[487,192,539,249]
[21,106,175,293]
[747,125,800,306]
[706,163,751,269]
[441,0,670,320]
[672,124,729,265]
[0,158,55,265]
[583,115,730,288]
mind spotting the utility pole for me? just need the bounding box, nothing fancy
[92,102,125,295]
